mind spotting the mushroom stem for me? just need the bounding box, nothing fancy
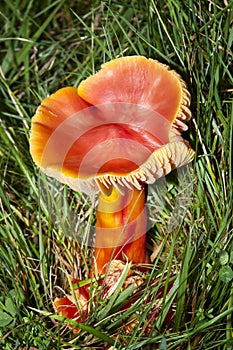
[93,185,148,275]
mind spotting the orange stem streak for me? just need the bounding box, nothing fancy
[93,186,148,275]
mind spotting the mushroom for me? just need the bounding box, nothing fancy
[29,56,194,325]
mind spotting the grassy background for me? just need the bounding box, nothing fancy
[0,0,232,349]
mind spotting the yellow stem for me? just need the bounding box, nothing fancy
[92,185,148,275]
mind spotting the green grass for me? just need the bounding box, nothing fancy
[0,0,232,348]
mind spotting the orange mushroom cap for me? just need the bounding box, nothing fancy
[30,56,194,194]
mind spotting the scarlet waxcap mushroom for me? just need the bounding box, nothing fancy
[30,56,194,275]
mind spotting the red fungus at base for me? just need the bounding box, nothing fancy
[29,56,194,327]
